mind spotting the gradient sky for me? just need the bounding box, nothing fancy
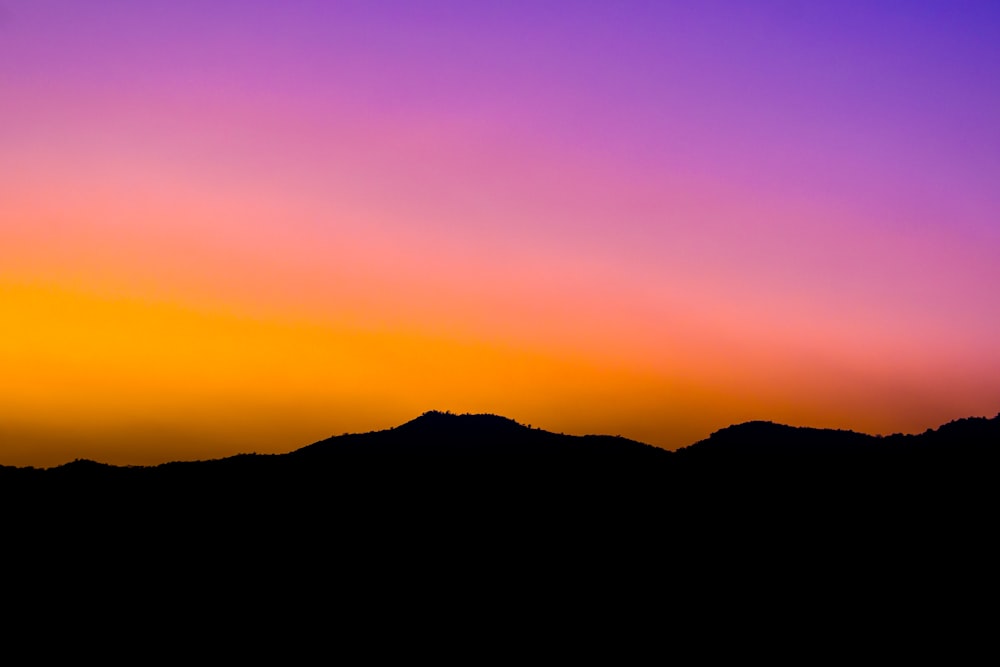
[2,1,999,466]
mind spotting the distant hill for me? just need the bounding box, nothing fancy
[2,409,996,634]
[676,413,1000,485]
[682,413,1000,457]
[288,410,667,470]
[2,409,996,525]
[3,409,997,485]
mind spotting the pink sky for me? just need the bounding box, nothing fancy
[2,1,998,466]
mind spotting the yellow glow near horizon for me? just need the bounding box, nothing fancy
[2,281,721,466]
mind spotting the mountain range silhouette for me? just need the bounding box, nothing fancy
[5,408,996,476]
[4,410,995,646]
[4,410,996,554]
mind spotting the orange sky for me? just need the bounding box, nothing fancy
[2,2,998,466]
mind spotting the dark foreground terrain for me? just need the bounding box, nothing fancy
[5,410,996,525]
[2,411,996,652]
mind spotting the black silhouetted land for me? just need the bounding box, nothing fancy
[2,410,996,645]
[4,409,996,496]
[3,410,998,526]
[3,409,997,565]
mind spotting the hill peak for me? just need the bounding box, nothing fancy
[396,411,531,435]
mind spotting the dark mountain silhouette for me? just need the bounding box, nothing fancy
[3,409,996,566]
[676,414,1000,492]
[683,413,1000,457]
[3,409,997,499]
[3,409,996,646]
[287,410,668,476]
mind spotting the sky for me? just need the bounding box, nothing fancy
[2,1,999,467]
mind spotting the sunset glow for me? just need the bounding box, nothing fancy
[3,1,998,466]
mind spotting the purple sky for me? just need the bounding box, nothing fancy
[2,1,998,464]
